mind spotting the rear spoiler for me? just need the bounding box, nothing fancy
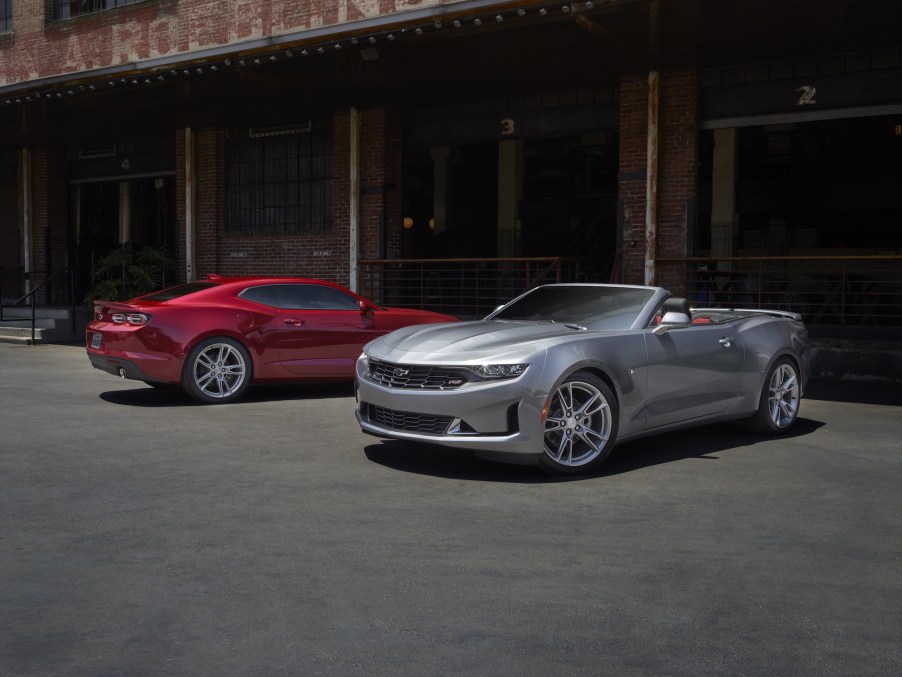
[92,300,139,313]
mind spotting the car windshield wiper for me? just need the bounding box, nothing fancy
[563,323,587,330]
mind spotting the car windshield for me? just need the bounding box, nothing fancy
[138,282,218,302]
[491,285,656,330]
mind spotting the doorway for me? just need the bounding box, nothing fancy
[401,133,618,280]
[73,175,176,299]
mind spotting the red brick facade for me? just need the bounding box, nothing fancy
[1,0,452,86]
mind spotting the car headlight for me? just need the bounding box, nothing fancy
[467,364,527,380]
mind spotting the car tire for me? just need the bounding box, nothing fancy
[748,357,800,434]
[539,371,618,476]
[181,337,252,404]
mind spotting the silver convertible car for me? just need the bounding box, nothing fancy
[355,284,810,475]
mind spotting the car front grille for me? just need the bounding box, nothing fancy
[363,403,454,434]
[367,359,468,390]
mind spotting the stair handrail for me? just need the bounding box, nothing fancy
[0,267,74,345]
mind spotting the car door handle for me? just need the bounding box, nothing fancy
[284,318,305,327]
[719,337,735,348]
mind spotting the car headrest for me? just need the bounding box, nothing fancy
[662,297,690,316]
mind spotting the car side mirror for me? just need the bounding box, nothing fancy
[653,312,692,335]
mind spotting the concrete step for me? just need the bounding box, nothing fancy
[0,326,49,345]
[0,305,88,344]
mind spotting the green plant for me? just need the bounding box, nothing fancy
[85,245,176,304]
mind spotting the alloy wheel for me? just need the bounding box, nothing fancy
[192,342,247,400]
[767,362,800,429]
[543,380,613,467]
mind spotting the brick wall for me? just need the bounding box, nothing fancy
[618,68,698,294]
[359,107,402,262]
[28,147,67,293]
[171,106,399,288]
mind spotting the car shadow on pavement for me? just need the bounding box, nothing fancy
[601,416,825,477]
[99,381,355,407]
[363,417,825,483]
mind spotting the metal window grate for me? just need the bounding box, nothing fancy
[227,120,333,235]
[51,0,146,21]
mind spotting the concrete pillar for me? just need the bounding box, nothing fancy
[118,181,130,245]
[431,147,451,236]
[497,140,522,258]
[711,127,737,268]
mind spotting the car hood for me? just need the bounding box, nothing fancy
[366,320,604,363]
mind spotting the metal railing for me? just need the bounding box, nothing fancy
[359,254,902,328]
[358,257,581,317]
[0,267,76,345]
[656,255,902,327]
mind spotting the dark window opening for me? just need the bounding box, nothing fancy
[695,115,902,255]
[1,0,11,31]
[402,144,498,259]
[73,177,177,301]
[401,133,618,282]
[51,0,146,21]
[519,135,618,280]
[226,120,333,235]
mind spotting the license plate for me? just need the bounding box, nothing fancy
[91,332,102,349]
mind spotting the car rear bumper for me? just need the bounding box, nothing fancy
[88,352,170,383]
[88,350,178,383]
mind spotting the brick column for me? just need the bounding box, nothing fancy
[618,75,648,286]
[618,69,699,294]
[29,146,68,302]
[359,107,402,262]
[193,129,225,279]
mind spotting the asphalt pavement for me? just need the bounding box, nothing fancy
[1,343,900,676]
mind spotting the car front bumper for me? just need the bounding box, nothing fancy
[354,357,550,463]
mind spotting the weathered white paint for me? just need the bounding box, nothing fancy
[118,181,131,245]
[184,128,196,282]
[349,107,360,292]
[645,69,659,287]
[22,148,32,294]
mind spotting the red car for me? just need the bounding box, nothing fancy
[86,275,456,403]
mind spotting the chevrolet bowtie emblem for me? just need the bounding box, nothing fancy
[392,368,410,378]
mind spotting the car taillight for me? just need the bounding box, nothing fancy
[110,312,150,326]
